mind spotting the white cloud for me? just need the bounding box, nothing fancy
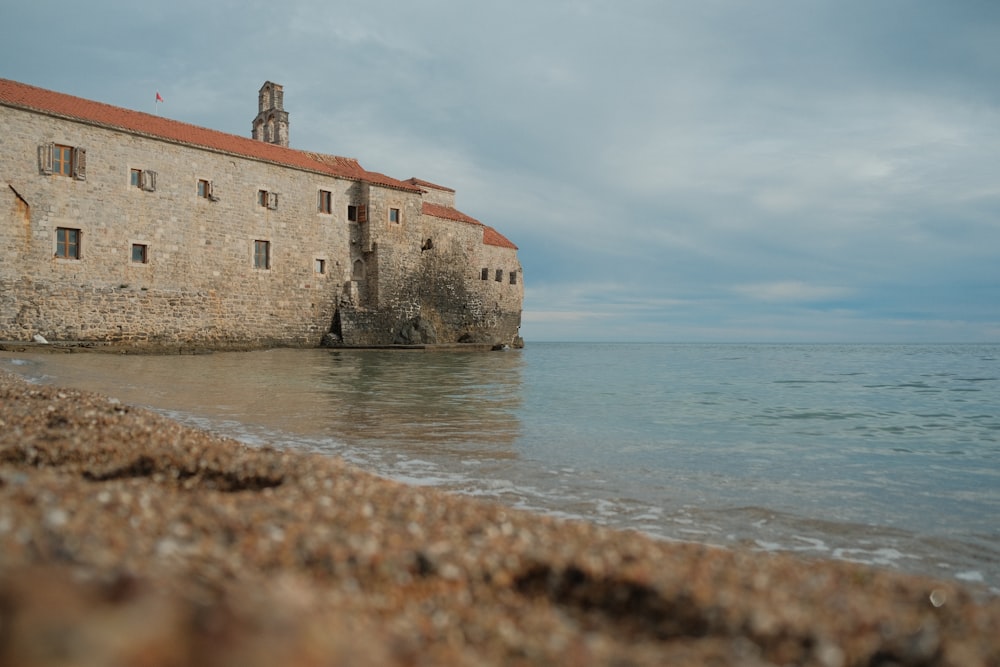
[522,311,602,324]
[732,282,854,304]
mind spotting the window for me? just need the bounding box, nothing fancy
[54,145,73,176]
[55,227,81,259]
[197,179,214,199]
[131,243,149,264]
[315,259,326,274]
[258,189,278,209]
[254,240,270,269]
[347,204,367,222]
[481,268,489,281]
[131,169,156,191]
[495,269,503,282]
[509,271,517,285]
[389,207,401,224]
[39,143,86,180]
[319,190,332,214]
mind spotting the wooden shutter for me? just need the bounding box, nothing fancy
[142,170,157,191]
[72,148,87,180]
[267,191,279,210]
[38,144,54,175]
[207,181,217,201]
[357,204,367,223]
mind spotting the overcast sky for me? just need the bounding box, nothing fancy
[3,1,999,342]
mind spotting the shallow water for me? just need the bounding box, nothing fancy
[3,343,998,590]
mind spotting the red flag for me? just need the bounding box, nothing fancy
[155,91,163,103]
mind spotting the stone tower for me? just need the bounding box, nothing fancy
[252,81,289,147]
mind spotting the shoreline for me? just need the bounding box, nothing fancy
[2,368,998,666]
[0,340,513,356]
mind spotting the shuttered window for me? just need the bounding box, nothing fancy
[131,169,156,191]
[348,204,367,223]
[259,190,278,209]
[40,144,86,180]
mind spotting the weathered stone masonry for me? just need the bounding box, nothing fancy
[0,79,523,348]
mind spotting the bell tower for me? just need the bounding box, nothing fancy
[252,81,289,147]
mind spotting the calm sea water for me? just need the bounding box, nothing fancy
[3,343,998,590]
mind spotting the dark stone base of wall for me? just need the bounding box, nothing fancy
[0,279,331,350]
[334,305,521,349]
[1,280,522,354]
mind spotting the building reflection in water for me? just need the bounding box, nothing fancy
[0,348,526,462]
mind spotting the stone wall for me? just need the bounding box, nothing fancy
[334,209,523,347]
[1,101,522,348]
[1,106,352,346]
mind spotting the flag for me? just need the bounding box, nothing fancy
[155,91,163,103]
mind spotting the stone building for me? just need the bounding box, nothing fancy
[0,78,523,349]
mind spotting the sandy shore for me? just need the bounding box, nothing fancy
[1,369,998,666]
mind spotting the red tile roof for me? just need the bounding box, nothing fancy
[406,177,455,193]
[422,202,481,225]
[2,77,518,249]
[421,203,517,249]
[0,78,420,192]
[483,226,518,250]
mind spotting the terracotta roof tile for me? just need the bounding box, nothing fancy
[421,202,481,225]
[483,226,518,250]
[421,202,517,249]
[0,78,419,192]
[406,177,455,193]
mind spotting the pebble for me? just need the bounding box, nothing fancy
[0,367,998,667]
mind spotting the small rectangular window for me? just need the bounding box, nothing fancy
[55,227,81,259]
[254,240,270,269]
[131,243,148,264]
[509,271,517,285]
[197,179,213,199]
[315,259,326,274]
[389,207,400,224]
[495,269,503,282]
[319,190,332,214]
[481,268,489,281]
[258,190,268,207]
[131,169,156,191]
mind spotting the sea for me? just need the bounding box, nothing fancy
[2,342,998,592]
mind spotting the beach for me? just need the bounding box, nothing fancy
[1,368,998,666]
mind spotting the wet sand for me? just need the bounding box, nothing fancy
[1,368,998,666]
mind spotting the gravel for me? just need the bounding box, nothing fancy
[1,369,998,666]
